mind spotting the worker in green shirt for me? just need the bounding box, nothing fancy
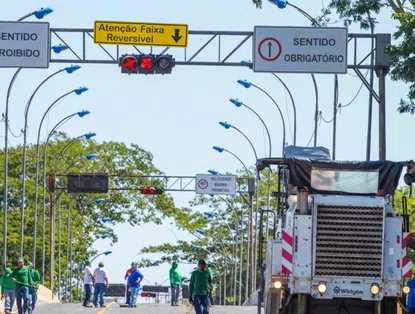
[1,268,16,314]
[11,258,32,314]
[26,262,40,312]
[169,261,182,306]
[189,260,213,314]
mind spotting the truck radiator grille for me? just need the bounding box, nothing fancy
[314,205,383,278]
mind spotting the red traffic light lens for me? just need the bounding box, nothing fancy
[141,187,148,194]
[122,56,137,70]
[149,187,156,194]
[140,57,153,69]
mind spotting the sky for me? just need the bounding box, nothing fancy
[1,0,413,291]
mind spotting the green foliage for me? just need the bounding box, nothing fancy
[0,132,180,296]
[139,168,278,304]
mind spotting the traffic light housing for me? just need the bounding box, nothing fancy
[140,187,164,195]
[119,54,175,75]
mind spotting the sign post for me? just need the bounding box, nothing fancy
[253,26,348,74]
[195,174,237,196]
[94,21,188,47]
[0,21,50,68]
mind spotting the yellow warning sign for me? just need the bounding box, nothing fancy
[94,21,188,47]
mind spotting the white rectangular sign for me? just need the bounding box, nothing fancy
[253,26,348,74]
[0,21,50,68]
[195,174,236,195]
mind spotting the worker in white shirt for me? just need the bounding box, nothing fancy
[82,259,94,307]
[93,262,109,308]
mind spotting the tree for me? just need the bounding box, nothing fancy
[0,132,184,299]
[139,168,279,304]
[252,0,415,113]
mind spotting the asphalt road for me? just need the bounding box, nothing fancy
[34,302,258,314]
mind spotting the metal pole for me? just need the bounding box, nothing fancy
[69,229,73,303]
[271,73,297,145]
[66,200,71,301]
[58,197,61,299]
[311,74,319,147]
[332,75,338,160]
[219,271,222,305]
[50,188,55,298]
[230,240,234,305]
[233,226,238,305]
[245,192,253,302]
[377,68,387,160]
[238,211,243,305]
[366,25,375,161]
[3,68,22,266]
[224,263,227,305]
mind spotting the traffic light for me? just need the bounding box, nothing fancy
[140,187,164,195]
[141,292,156,297]
[119,54,175,75]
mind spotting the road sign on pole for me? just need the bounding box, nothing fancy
[0,21,50,68]
[253,26,347,74]
[195,174,236,195]
[94,21,188,47]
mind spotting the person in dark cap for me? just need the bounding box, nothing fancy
[26,262,40,312]
[82,259,94,307]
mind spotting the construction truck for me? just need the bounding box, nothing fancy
[256,146,415,314]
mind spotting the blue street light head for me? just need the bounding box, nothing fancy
[230,98,243,107]
[212,146,224,153]
[75,87,88,95]
[203,212,213,218]
[195,229,205,235]
[209,194,215,198]
[100,234,109,239]
[65,65,81,74]
[52,44,69,54]
[269,0,288,8]
[241,60,254,70]
[95,198,105,204]
[104,251,112,255]
[191,245,201,250]
[101,217,111,223]
[84,132,96,139]
[85,153,97,160]
[208,169,218,175]
[237,79,252,88]
[34,7,53,19]
[219,121,231,129]
[77,110,90,117]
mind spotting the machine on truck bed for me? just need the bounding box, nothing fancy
[256,146,415,314]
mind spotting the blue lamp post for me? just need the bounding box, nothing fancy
[203,212,214,218]
[212,146,249,175]
[101,218,111,223]
[96,198,105,205]
[51,44,70,54]
[33,7,54,19]
[268,0,287,8]
[195,229,205,236]
[208,169,219,175]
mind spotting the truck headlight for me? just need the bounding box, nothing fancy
[318,281,327,294]
[273,281,282,289]
[370,283,380,296]
[403,286,410,294]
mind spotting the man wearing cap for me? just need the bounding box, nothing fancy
[93,262,109,308]
[1,268,16,314]
[169,261,182,306]
[124,262,136,306]
[82,260,94,308]
[189,259,213,314]
[11,258,32,314]
[26,262,40,312]
[127,262,143,308]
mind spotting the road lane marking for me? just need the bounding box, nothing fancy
[97,301,115,314]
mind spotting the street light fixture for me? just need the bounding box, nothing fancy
[208,169,219,175]
[96,198,105,205]
[203,212,214,218]
[101,218,111,223]
[51,44,70,54]
[195,229,205,236]
[212,146,249,175]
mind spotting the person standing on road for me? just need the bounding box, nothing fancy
[189,260,213,314]
[1,268,16,314]
[127,262,144,308]
[82,259,94,308]
[93,262,109,308]
[169,261,182,306]
[124,262,135,305]
[11,258,32,314]
[26,262,40,312]
[206,263,215,307]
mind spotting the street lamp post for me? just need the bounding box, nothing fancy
[230,98,273,296]
[33,88,88,269]
[3,7,58,266]
[18,64,80,257]
[40,110,91,284]
[90,251,112,263]
[217,122,257,302]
